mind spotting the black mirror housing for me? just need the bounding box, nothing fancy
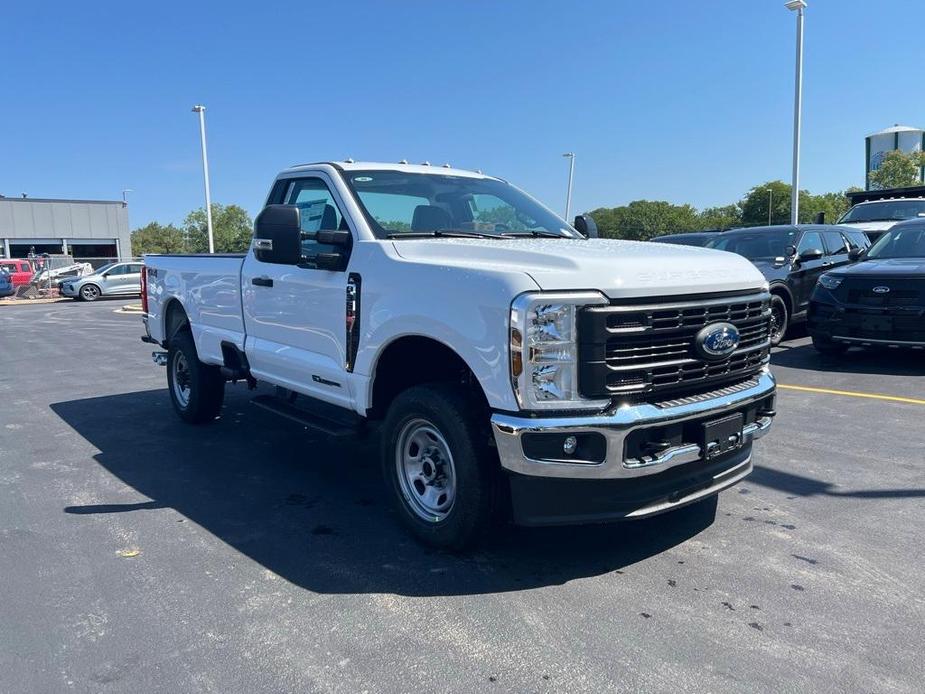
[848,248,865,262]
[574,214,599,238]
[798,248,824,262]
[254,205,303,264]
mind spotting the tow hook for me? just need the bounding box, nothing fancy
[152,351,168,366]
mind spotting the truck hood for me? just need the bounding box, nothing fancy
[391,238,766,299]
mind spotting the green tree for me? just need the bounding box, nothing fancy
[588,200,701,241]
[698,204,742,230]
[868,149,925,190]
[131,222,186,255]
[183,204,253,253]
[740,181,799,226]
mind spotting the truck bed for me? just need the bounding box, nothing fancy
[144,254,246,367]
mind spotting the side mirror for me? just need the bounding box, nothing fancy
[797,248,824,262]
[814,212,826,224]
[574,214,599,238]
[253,205,303,265]
[848,247,866,262]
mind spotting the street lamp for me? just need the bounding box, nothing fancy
[786,0,806,225]
[562,152,575,221]
[191,105,215,253]
[121,189,133,205]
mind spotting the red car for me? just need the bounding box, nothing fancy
[0,259,34,287]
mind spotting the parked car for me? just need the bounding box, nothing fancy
[706,225,870,345]
[808,218,925,354]
[0,267,14,298]
[0,259,34,287]
[59,261,143,301]
[651,231,721,247]
[837,196,925,242]
[142,161,777,549]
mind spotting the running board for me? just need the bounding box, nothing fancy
[250,394,362,439]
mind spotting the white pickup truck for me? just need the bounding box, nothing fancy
[142,161,777,548]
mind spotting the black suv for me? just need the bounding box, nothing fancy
[808,218,925,354]
[706,225,870,345]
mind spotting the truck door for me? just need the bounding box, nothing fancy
[241,174,354,409]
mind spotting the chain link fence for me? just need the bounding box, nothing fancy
[1,254,143,302]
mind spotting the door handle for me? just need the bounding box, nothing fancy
[252,277,273,287]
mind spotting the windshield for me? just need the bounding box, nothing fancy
[706,229,798,260]
[343,170,579,239]
[838,200,925,223]
[866,225,925,259]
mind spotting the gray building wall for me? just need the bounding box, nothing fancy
[0,197,131,261]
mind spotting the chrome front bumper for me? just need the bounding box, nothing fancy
[491,369,776,480]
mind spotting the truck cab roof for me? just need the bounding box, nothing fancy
[282,160,498,181]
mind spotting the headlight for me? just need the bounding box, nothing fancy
[510,291,610,411]
[818,274,843,290]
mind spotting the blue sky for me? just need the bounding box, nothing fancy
[1,1,922,228]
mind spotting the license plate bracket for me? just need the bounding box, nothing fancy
[702,413,744,461]
[861,315,893,333]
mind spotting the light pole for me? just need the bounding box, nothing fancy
[786,0,806,225]
[122,189,133,205]
[192,105,215,253]
[562,152,575,221]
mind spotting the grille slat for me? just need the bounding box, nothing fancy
[579,292,772,402]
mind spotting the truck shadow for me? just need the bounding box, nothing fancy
[51,388,716,597]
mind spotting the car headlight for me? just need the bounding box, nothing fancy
[818,274,843,290]
[509,291,611,411]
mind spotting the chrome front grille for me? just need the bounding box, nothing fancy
[578,291,771,401]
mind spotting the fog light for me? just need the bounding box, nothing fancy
[563,435,578,455]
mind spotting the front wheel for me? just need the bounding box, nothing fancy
[769,294,789,346]
[79,284,101,302]
[167,330,225,424]
[381,384,497,549]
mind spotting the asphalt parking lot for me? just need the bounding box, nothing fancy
[1,301,923,693]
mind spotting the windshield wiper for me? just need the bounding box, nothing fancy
[499,230,570,239]
[386,229,503,239]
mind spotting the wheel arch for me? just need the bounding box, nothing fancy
[367,335,490,420]
[769,282,793,314]
[163,298,191,347]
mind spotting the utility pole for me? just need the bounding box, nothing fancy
[786,1,806,225]
[192,105,215,253]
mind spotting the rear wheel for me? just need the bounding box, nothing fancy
[381,384,496,549]
[769,294,789,346]
[79,284,101,302]
[167,330,225,424]
[812,334,848,356]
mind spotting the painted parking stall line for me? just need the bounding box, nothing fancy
[778,383,925,406]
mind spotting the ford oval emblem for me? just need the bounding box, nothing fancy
[872,286,890,294]
[695,322,740,360]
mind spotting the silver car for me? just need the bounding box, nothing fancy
[60,262,143,301]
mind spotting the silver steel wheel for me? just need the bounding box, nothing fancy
[80,284,100,301]
[172,351,192,409]
[395,418,457,523]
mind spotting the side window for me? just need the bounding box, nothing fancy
[106,265,128,276]
[797,231,823,255]
[849,230,871,249]
[283,178,349,257]
[822,230,848,256]
[128,263,143,274]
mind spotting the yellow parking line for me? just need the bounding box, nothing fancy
[778,384,925,406]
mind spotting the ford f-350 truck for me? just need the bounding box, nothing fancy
[142,161,777,548]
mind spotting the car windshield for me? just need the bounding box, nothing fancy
[838,200,925,223]
[343,170,580,239]
[866,226,925,259]
[706,229,798,260]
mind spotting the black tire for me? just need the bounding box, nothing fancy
[381,384,497,550]
[166,330,225,424]
[769,294,789,347]
[79,284,101,302]
[812,334,848,356]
